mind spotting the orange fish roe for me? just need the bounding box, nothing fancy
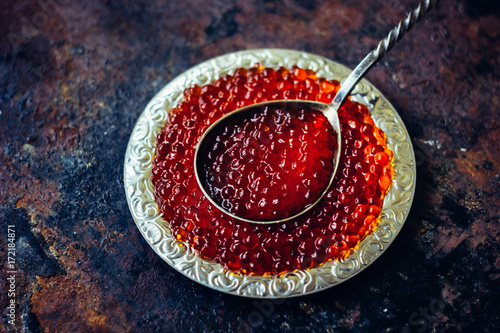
[202,105,337,221]
[151,65,394,276]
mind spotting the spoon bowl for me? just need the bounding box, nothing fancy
[194,99,342,224]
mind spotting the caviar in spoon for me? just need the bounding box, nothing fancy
[198,103,338,222]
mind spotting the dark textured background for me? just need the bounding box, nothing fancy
[1,0,499,332]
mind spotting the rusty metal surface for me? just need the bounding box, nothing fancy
[0,0,499,332]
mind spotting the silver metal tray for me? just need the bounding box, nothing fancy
[124,49,416,298]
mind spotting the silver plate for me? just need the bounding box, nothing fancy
[124,49,416,298]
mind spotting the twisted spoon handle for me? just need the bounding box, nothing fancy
[330,0,438,111]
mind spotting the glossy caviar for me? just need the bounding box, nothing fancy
[202,105,336,221]
[151,65,393,276]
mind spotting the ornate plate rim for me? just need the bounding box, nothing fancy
[123,49,416,298]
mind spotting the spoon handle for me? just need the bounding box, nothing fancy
[330,0,438,111]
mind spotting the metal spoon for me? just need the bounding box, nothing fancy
[194,0,438,224]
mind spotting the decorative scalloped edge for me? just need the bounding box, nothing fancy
[124,49,416,298]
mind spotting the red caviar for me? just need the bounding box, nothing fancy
[202,105,336,221]
[151,65,394,276]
